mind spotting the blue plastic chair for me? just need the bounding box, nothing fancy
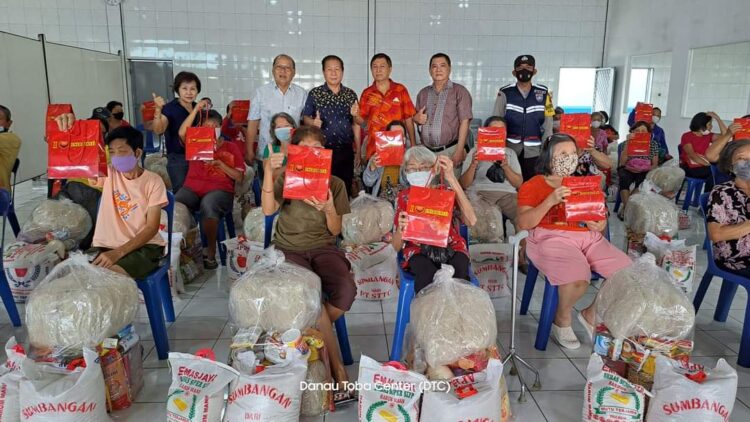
[675,177,705,211]
[136,191,176,360]
[196,212,236,266]
[693,193,750,367]
[389,224,481,362]
[0,189,22,327]
[252,177,262,207]
[710,164,732,185]
[613,143,625,213]
[262,213,353,366]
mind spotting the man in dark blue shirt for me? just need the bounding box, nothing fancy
[302,55,361,197]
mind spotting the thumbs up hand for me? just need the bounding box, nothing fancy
[350,102,359,118]
[152,92,166,110]
[312,110,323,128]
[414,106,428,125]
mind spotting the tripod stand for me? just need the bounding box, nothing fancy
[502,231,541,402]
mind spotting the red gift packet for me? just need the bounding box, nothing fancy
[562,176,606,222]
[403,186,456,247]
[627,132,651,156]
[634,102,654,123]
[230,100,251,124]
[141,100,156,122]
[560,113,591,149]
[476,127,507,161]
[185,126,216,161]
[283,144,333,202]
[374,130,405,166]
[733,118,750,140]
[46,103,73,137]
[47,119,107,179]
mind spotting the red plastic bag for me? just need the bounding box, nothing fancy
[46,103,73,137]
[634,102,654,123]
[562,176,606,222]
[733,118,750,140]
[476,126,507,161]
[284,144,333,202]
[230,100,251,124]
[403,186,456,247]
[374,130,405,166]
[141,100,156,122]
[185,126,216,161]
[560,113,591,149]
[47,119,107,179]
[627,132,651,156]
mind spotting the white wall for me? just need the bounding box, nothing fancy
[604,0,750,152]
[0,0,607,123]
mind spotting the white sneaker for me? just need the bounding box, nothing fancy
[577,311,595,342]
[551,324,581,350]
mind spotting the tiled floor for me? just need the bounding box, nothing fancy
[3,178,750,421]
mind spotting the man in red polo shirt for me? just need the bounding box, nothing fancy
[354,53,417,160]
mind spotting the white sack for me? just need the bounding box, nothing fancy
[347,243,398,301]
[166,351,239,422]
[0,337,26,422]
[583,354,646,422]
[470,243,513,298]
[357,355,427,422]
[3,242,61,303]
[223,237,264,284]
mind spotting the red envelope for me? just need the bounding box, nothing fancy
[634,102,654,123]
[476,127,507,161]
[627,132,651,156]
[560,113,591,149]
[283,144,333,202]
[141,100,156,122]
[403,186,456,247]
[733,118,750,140]
[562,176,606,222]
[230,100,251,124]
[46,104,74,137]
[185,126,216,161]
[374,130,405,166]
[47,119,107,179]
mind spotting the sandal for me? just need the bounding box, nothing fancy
[203,257,218,270]
[333,389,357,407]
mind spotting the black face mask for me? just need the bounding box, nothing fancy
[486,162,506,183]
[113,112,125,120]
[515,69,533,83]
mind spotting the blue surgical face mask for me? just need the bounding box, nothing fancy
[275,127,292,142]
[733,160,750,181]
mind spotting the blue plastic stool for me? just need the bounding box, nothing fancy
[0,189,22,327]
[675,177,705,211]
[710,164,732,185]
[138,191,176,359]
[694,193,750,367]
[262,213,352,365]
[535,274,559,351]
[390,225,480,362]
[196,212,236,266]
[613,190,622,213]
[252,176,262,207]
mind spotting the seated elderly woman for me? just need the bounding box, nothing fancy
[707,139,750,278]
[392,146,477,293]
[362,120,409,201]
[517,134,632,350]
[617,121,660,220]
[261,125,356,402]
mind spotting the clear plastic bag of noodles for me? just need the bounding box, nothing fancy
[468,191,504,244]
[18,199,92,249]
[341,192,395,245]
[229,246,321,332]
[243,207,276,244]
[624,191,679,236]
[645,165,685,197]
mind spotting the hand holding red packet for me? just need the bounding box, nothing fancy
[562,176,606,222]
[230,100,251,124]
[283,144,333,202]
[47,119,107,179]
[46,104,74,137]
[185,126,216,161]
[560,113,591,149]
[374,130,406,166]
[733,118,750,140]
[627,132,651,156]
[634,102,654,123]
[476,126,506,161]
[403,186,456,247]
[141,100,157,122]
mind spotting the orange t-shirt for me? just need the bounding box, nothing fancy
[517,175,588,231]
[92,166,169,250]
[359,80,416,159]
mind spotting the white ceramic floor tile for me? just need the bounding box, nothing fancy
[348,335,389,362]
[505,393,548,422]
[534,390,585,421]
[349,299,383,313]
[167,316,227,340]
[113,402,167,419]
[134,367,172,403]
[213,338,232,364]
[179,297,231,317]
[504,358,586,392]
[343,312,385,335]
[142,339,215,368]
[692,330,741,357]
[737,387,750,408]
[497,331,568,359]
[324,403,358,421]
[731,401,750,422]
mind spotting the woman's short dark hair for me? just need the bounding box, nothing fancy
[386,120,406,131]
[630,121,653,133]
[205,109,222,126]
[173,71,201,94]
[370,53,392,67]
[484,116,506,127]
[291,126,326,146]
[536,134,576,175]
[689,112,711,132]
[106,126,144,151]
[269,112,298,144]
[718,139,750,174]
[322,55,344,70]
[106,100,123,111]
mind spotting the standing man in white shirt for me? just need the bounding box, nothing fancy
[246,54,308,179]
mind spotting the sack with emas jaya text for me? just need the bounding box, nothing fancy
[643,232,696,294]
[583,353,647,422]
[229,246,321,332]
[357,355,427,422]
[166,350,239,422]
[0,337,27,422]
[342,192,394,245]
[19,348,110,422]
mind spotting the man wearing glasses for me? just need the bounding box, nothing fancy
[246,54,308,177]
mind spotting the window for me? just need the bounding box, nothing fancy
[557,68,597,114]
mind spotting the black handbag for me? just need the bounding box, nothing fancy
[486,162,506,183]
[420,243,456,264]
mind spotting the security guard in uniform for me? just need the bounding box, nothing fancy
[493,55,554,181]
